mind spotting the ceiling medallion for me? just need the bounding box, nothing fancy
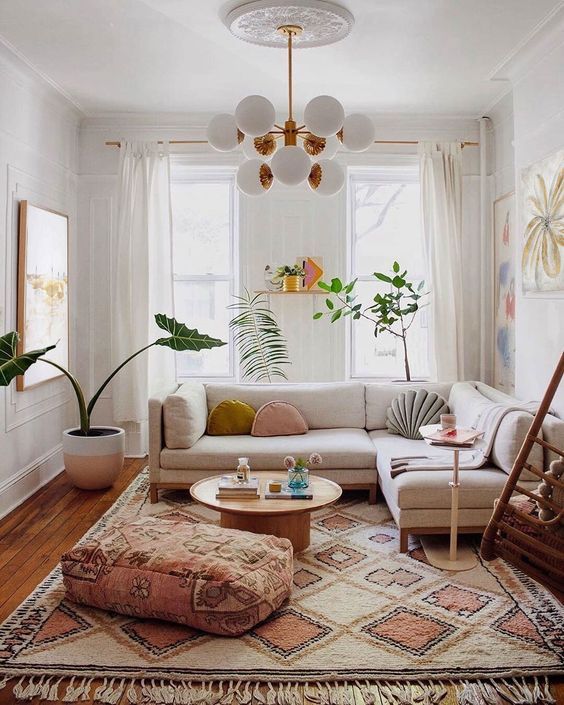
[208,1,374,197]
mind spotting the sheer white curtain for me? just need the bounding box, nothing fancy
[418,141,464,382]
[112,141,175,451]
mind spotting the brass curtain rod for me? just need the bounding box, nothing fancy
[105,139,479,147]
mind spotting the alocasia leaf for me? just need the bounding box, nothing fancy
[154,314,226,352]
[0,332,56,386]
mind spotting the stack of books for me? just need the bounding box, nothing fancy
[422,427,484,447]
[264,482,313,500]
[215,476,260,500]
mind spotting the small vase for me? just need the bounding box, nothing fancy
[283,275,301,292]
[288,466,309,489]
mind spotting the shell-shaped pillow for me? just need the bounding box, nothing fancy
[251,401,308,437]
[386,389,449,440]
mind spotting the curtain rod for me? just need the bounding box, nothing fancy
[104,139,479,148]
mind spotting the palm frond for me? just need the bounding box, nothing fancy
[228,289,291,382]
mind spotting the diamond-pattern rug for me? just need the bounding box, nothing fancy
[0,470,562,687]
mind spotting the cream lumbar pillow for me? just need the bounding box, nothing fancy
[251,401,308,437]
[386,389,449,440]
[163,383,207,449]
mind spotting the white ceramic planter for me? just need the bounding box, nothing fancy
[62,426,125,490]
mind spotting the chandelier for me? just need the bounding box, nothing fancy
[206,0,375,197]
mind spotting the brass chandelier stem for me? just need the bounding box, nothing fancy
[288,29,293,121]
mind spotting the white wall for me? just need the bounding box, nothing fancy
[0,43,80,517]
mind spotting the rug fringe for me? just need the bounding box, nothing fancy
[0,675,557,704]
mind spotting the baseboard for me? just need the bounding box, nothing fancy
[0,444,64,520]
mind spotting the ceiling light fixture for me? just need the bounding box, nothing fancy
[207,0,375,196]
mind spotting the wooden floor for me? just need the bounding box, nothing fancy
[0,458,562,704]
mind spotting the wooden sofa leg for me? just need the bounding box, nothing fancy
[150,484,159,504]
[368,483,378,505]
[399,528,409,553]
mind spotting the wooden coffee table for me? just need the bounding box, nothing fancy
[190,471,342,552]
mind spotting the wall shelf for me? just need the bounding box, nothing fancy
[253,290,323,295]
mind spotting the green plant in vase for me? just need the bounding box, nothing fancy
[284,452,322,490]
[272,264,306,292]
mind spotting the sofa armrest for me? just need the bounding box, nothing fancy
[149,385,179,478]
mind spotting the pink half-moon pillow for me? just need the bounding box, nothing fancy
[251,401,309,437]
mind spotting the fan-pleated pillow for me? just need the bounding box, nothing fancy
[251,401,308,437]
[386,389,449,440]
[207,400,256,435]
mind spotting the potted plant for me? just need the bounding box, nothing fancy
[272,264,306,292]
[0,314,225,489]
[313,262,428,381]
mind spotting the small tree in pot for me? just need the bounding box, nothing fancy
[313,262,427,381]
[0,314,225,489]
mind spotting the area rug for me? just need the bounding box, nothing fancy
[0,470,562,704]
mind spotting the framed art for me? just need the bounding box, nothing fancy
[297,256,324,290]
[17,200,69,390]
[521,149,564,296]
[493,191,516,394]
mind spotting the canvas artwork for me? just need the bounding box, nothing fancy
[521,149,564,295]
[297,256,324,290]
[493,192,516,394]
[17,201,69,390]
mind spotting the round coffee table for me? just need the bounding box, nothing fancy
[190,471,342,552]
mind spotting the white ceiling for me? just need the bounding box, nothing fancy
[0,0,560,117]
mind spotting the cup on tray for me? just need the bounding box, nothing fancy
[440,414,456,430]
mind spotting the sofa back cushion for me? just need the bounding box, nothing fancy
[251,401,308,437]
[163,382,207,449]
[492,411,543,480]
[205,382,366,429]
[365,382,453,431]
[448,382,493,428]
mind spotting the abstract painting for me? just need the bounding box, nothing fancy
[17,201,69,390]
[521,149,564,295]
[493,192,516,394]
[297,256,324,290]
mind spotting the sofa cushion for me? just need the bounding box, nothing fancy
[205,382,366,430]
[365,383,453,431]
[62,516,292,637]
[386,389,449,440]
[448,382,492,429]
[163,382,207,449]
[251,401,308,437]
[492,411,543,481]
[161,428,377,471]
[207,400,256,436]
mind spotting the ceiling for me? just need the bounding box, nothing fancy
[0,0,560,117]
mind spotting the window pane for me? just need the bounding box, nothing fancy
[174,280,231,376]
[353,181,423,276]
[171,182,231,275]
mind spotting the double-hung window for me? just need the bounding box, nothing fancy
[348,165,430,379]
[170,166,237,379]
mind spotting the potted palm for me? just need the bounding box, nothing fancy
[0,314,225,489]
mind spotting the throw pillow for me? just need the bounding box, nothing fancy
[163,383,207,449]
[491,411,543,480]
[251,401,309,437]
[207,400,256,436]
[386,389,449,440]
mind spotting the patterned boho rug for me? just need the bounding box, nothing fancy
[0,469,562,704]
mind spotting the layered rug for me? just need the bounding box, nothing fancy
[0,469,562,705]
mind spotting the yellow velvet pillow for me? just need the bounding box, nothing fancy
[207,400,256,436]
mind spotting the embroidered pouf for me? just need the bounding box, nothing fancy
[61,516,293,636]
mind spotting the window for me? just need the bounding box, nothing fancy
[170,168,237,378]
[348,166,429,379]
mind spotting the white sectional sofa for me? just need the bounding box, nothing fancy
[149,380,564,552]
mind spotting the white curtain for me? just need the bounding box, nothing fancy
[418,141,465,382]
[112,141,175,447]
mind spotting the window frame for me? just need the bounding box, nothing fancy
[170,164,239,382]
[346,162,429,381]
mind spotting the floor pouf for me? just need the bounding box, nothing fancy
[61,515,293,636]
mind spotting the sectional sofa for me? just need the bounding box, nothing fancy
[149,380,564,551]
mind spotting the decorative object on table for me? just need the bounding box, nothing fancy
[264,264,282,290]
[236,457,251,483]
[207,4,374,196]
[440,413,456,429]
[251,400,308,436]
[521,149,563,295]
[272,264,306,292]
[207,399,256,435]
[228,288,291,381]
[386,389,448,440]
[493,191,516,393]
[285,452,322,489]
[314,262,428,381]
[0,315,224,489]
[264,482,313,500]
[268,480,282,492]
[422,426,484,447]
[297,256,324,290]
[17,200,69,390]
[216,474,259,500]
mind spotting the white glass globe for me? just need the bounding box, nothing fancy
[271,145,311,186]
[341,113,375,152]
[235,95,275,137]
[207,113,239,152]
[242,135,277,161]
[304,95,345,138]
[317,134,340,160]
[310,159,345,196]
[237,159,270,197]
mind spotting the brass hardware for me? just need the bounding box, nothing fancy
[302,133,326,156]
[254,133,277,156]
[259,163,273,191]
[308,162,322,189]
[336,128,343,143]
[283,119,299,146]
[237,128,245,144]
[277,24,303,37]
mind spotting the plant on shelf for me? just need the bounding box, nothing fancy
[272,264,306,292]
[228,289,290,382]
[313,262,428,381]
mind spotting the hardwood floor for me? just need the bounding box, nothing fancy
[0,459,562,705]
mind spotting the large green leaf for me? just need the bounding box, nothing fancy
[0,332,56,386]
[154,314,226,351]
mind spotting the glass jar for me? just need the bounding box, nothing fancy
[236,457,250,483]
[288,465,309,490]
